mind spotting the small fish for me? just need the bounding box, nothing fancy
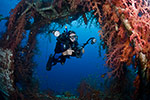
[135,70,138,74]
[101,73,107,78]
[0,14,3,22]
[0,15,8,21]
[0,14,3,18]
[100,82,103,86]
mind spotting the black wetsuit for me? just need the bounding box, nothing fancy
[46,33,82,70]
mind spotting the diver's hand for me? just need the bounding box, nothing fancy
[62,48,74,56]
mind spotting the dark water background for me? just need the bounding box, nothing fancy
[0,0,108,95]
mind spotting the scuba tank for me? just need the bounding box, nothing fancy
[54,26,70,51]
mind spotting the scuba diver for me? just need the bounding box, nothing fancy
[46,27,96,71]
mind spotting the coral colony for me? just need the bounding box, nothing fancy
[0,0,150,100]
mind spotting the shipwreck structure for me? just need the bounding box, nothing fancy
[0,0,150,100]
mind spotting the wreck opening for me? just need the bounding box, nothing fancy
[33,21,106,94]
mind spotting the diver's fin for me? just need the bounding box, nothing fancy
[46,54,53,71]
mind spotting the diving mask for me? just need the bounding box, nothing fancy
[69,33,78,42]
[69,35,78,40]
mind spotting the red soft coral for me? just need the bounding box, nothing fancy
[130,31,146,52]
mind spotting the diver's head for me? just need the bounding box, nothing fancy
[68,31,78,42]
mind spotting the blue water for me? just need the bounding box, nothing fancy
[33,23,108,94]
[0,0,108,95]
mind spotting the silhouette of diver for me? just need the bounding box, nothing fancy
[46,27,96,71]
